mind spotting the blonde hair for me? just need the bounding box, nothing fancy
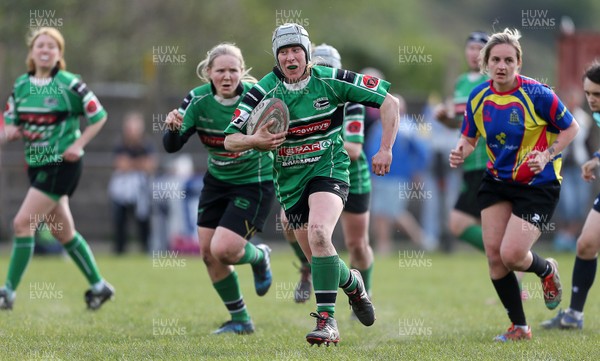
[27,27,66,72]
[479,28,522,74]
[196,43,256,84]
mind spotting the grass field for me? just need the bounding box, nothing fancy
[1,247,600,360]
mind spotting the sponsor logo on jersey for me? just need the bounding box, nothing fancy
[5,100,14,114]
[278,140,332,156]
[345,121,362,135]
[313,97,330,110]
[180,94,192,111]
[85,98,99,116]
[20,113,59,125]
[232,109,241,121]
[197,115,214,124]
[281,156,321,167]
[288,119,331,136]
[508,109,521,126]
[44,97,58,108]
[360,75,379,90]
[495,132,506,145]
[199,134,225,147]
[213,151,247,159]
[336,69,357,84]
[73,82,90,97]
[231,109,249,128]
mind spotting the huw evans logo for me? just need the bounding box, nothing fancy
[521,10,555,29]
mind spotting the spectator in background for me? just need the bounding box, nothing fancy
[414,93,460,251]
[150,153,202,254]
[0,112,4,238]
[0,111,4,141]
[108,111,157,255]
[365,95,430,253]
[418,93,459,251]
[552,88,592,251]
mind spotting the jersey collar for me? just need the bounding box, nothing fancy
[28,65,60,78]
[490,74,522,95]
[272,66,310,84]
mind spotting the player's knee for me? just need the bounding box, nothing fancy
[344,236,360,250]
[50,227,73,244]
[485,250,503,269]
[12,214,34,235]
[211,244,235,264]
[448,220,464,238]
[500,248,527,270]
[200,241,211,257]
[308,226,329,249]
[576,236,599,259]
[346,236,367,254]
[201,251,214,267]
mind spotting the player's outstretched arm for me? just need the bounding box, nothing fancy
[372,93,399,176]
[225,119,286,152]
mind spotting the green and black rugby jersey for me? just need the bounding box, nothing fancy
[4,67,107,167]
[342,102,371,195]
[172,81,273,184]
[225,65,390,209]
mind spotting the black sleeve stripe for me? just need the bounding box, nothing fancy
[335,69,357,84]
[345,103,363,116]
[71,81,89,97]
[244,87,265,109]
[361,101,382,109]
[180,93,193,111]
[330,106,345,128]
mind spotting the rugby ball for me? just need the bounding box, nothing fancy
[246,98,290,135]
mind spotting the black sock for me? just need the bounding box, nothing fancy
[525,252,552,278]
[570,257,598,312]
[492,272,526,326]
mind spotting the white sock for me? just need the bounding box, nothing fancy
[91,280,105,293]
[515,324,529,332]
[2,287,16,299]
[567,308,584,320]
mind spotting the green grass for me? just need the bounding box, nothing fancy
[1,249,600,360]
